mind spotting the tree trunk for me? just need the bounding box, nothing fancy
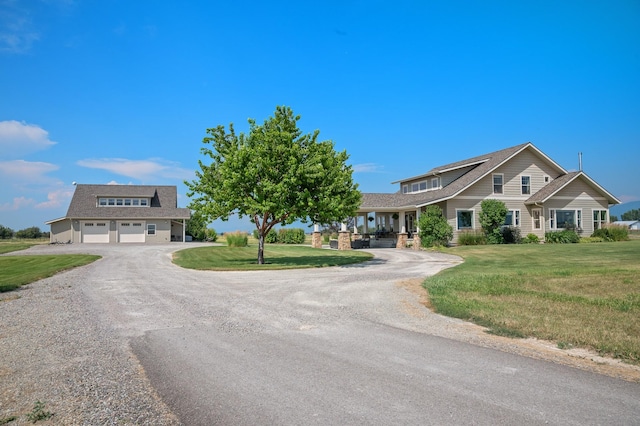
[257,233,265,265]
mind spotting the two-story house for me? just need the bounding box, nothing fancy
[357,142,620,245]
[47,184,191,243]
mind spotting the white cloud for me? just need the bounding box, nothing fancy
[353,163,384,173]
[35,188,74,209]
[0,121,57,157]
[77,157,193,181]
[0,159,59,182]
[0,196,35,211]
[0,2,39,53]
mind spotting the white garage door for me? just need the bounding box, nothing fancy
[118,222,145,243]
[82,222,109,243]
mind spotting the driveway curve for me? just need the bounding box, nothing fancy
[1,243,639,425]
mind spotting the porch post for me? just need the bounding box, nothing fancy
[312,223,322,248]
[338,222,351,250]
[413,208,421,250]
[182,219,186,243]
[397,210,408,249]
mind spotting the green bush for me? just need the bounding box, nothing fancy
[545,230,580,244]
[591,225,629,242]
[522,233,540,244]
[225,231,248,247]
[277,228,306,244]
[501,226,521,244]
[418,205,453,247]
[479,199,508,244]
[457,230,487,245]
[205,228,218,242]
[322,233,330,243]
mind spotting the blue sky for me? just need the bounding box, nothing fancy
[1,0,639,232]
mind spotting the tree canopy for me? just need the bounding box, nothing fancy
[621,209,640,221]
[186,106,361,264]
[479,199,508,244]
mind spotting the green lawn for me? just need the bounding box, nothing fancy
[0,255,101,292]
[0,240,46,254]
[425,240,640,363]
[173,245,373,270]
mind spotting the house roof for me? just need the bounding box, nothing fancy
[524,171,620,205]
[52,184,191,221]
[360,143,620,211]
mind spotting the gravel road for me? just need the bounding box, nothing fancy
[1,243,639,425]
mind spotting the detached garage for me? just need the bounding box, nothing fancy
[118,222,145,243]
[47,184,191,244]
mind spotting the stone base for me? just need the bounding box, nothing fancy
[412,233,421,250]
[396,232,408,249]
[311,231,323,249]
[338,231,351,250]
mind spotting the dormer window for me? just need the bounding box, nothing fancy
[98,197,149,207]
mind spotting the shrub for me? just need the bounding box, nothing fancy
[277,228,306,244]
[225,231,248,247]
[479,199,508,244]
[322,233,330,243]
[418,205,453,247]
[501,226,521,244]
[545,230,580,244]
[205,228,218,242]
[592,224,629,242]
[457,230,487,245]
[15,226,44,239]
[522,233,540,244]
[0,225,14,239]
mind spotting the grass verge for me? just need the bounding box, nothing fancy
[0,255,101,292]
[173,245,373,270]
[0,240,46,254]
[424,240,640,363]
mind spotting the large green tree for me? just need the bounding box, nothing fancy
[621,209,640,221]
[418,205,453,247]
[186,106,361,264]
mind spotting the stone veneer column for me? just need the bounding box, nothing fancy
[338,231,351,250]
[311,224,322,249]
[412,233,421,250]
[396,232,408,249]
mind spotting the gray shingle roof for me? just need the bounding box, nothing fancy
[62,184,191,220]
[525,171,620,205]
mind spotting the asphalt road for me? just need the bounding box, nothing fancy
[26,243,640,425]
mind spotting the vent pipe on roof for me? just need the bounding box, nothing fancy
[578,152,583,171]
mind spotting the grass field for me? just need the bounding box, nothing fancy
[173,244,373,270]
[424,240,640,363]
[0,254,101,292]
[0,239,48,254]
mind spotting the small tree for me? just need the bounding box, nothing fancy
[186,210,208,241]
[186,106,361,264]
[418,205,453,247]
[0,225,14,239]
[479,199,508,244]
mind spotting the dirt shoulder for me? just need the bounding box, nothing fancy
[396,278,640,383]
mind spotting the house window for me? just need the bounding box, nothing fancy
[532,208,542,230]
[412,183,419,192]
[402,185,408,194]
[133,199,139,206]
[456,210,474,230]
[121,222,130,227]
[505,210,521,227]
[521,176,531,195]
[85,223,94,227]
[431,177,439,189]
[108,198,115,206]
[116,199,123,206]
[97,223,106,227]
[124,199,131,206]
[133,223,142,227]
[140,199,148,206]
[493,174,503,194]
[593,209,607,230]
[549,209,582,230]
[544,175,550,183]
[99,198,107,206]
[419,181,427,191]
[147,224,156,235]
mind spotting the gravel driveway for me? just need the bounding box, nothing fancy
[1,244,639,424]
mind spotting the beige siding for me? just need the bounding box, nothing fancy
[145,220,172,243]
[50,219,72,243]
[544,180,610,236]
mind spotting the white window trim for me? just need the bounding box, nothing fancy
[548,208,582,230]
[505,209,521,227]
[521,175,531,195]
[431,177,439,189]
[456,209,475,230]
[493,173,504,195]
[532,208,542,230]
[147,223,156,235]
[402,185,409,194]
[592,209,608,230]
